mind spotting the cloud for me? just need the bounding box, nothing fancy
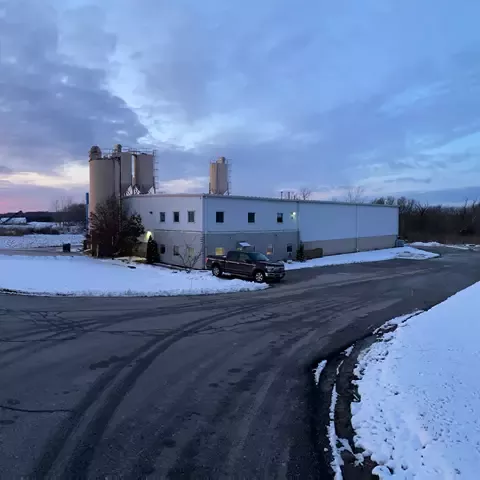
[0,0,147,175]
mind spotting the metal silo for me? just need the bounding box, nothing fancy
[134,152,155,193]
[89,145,120,214]
[209,156,230,195]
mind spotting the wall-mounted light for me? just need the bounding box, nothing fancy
[290,211,297,219]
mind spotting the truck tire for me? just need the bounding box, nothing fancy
[212,264,222,277]
[253,270,266,283]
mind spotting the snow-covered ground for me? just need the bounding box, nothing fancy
[0,255,267,296]
[0,216,27,225]
[284,246,438,271]
[410,241,476,250]
[0,234,84,250]
[351,285,480,478]
[0,221,59,229]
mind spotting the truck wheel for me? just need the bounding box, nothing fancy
[212,265,222,277]
[254,270,266,283]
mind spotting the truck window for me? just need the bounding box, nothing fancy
[238,252,251,262]
[227,251,239,261]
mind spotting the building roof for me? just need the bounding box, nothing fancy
[124,192,398,209]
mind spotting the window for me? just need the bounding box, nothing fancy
[277,212,283,223]
[248,212,255,223]
[287,244,293,253]
[216,211,224,223]
[267,244,274,255]
[215,247,225,255]
[238,252,251,262]
[188,211,195,223]
[160,244,166,254]
[160,212,165,222]
[186,247,195,258]
[173,245,180,256]
[173,211,180,223]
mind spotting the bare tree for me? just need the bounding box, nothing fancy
[345,186,365,203]
[299,187,312,200]
[177,239,203,271]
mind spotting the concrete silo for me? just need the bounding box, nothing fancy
[88,146,120,214]
[133,152,155,194]
[209,156,230,195]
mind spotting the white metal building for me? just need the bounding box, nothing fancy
[123,194,399,268]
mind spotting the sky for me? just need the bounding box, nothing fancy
[1,0,480,212]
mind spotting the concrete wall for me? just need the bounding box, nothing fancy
[153,229,204,268]
[205,196,298,233]
[304,234,397,256]
[205,231,298,262]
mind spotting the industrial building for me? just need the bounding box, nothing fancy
[88,147,399,268]
[123,194,398,268]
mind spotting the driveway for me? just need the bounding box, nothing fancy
[1,248,479,478]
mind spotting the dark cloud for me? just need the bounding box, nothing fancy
[0,0,147,173]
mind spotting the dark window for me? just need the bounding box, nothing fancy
[188,211,195,223]
[173,211,180,223]
[238,252,251,262]
[277,212,283,223]
[173,245,180,256]
[216,211,224,223]
[160,244,166,254]
[249,252,269,261]
[160,212,165,222]
[226,251,239,261]
[287,244,293,253]
[248,212,255,223]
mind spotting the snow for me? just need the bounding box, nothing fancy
[343,345,354,357]
[0,217,27,225]
[410,241,473,250]
[284,247,438,271]
[329,361,345,480]
[352,283,480,479]
[0,255,268,296]
[0,234,84,250]
[313,360,327,385]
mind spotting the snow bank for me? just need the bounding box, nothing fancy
[0,234,84,249]
[352,284,480,478]
[285,247,438,271]
[410,241,473,250]
[0,255,267,296]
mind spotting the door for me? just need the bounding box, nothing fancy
[237,252,254,277]
[225,251,242,275]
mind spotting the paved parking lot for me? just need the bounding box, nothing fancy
[1,248,479,478]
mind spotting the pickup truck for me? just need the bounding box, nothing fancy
[205,250,285,283]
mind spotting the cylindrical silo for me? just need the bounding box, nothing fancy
[134,153,155,194]
[89,146,120,215]
[120,151,133,195]
[209,157,229,195]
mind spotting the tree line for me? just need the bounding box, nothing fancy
[371,196,480,243]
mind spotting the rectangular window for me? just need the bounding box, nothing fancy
[267,244,274,255]
[173,211,180,223]
[160,244,166,254]
[287,244,293,253]
[173,245,180,256]
[216,211,224,223]
[186,247,195,258]
[215,247,225,255]
[248,212,255,223]
[160,212,165,222]
[277,212,284,223]
[187,211,195,223]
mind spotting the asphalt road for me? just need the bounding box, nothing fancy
[1,248,480,479]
